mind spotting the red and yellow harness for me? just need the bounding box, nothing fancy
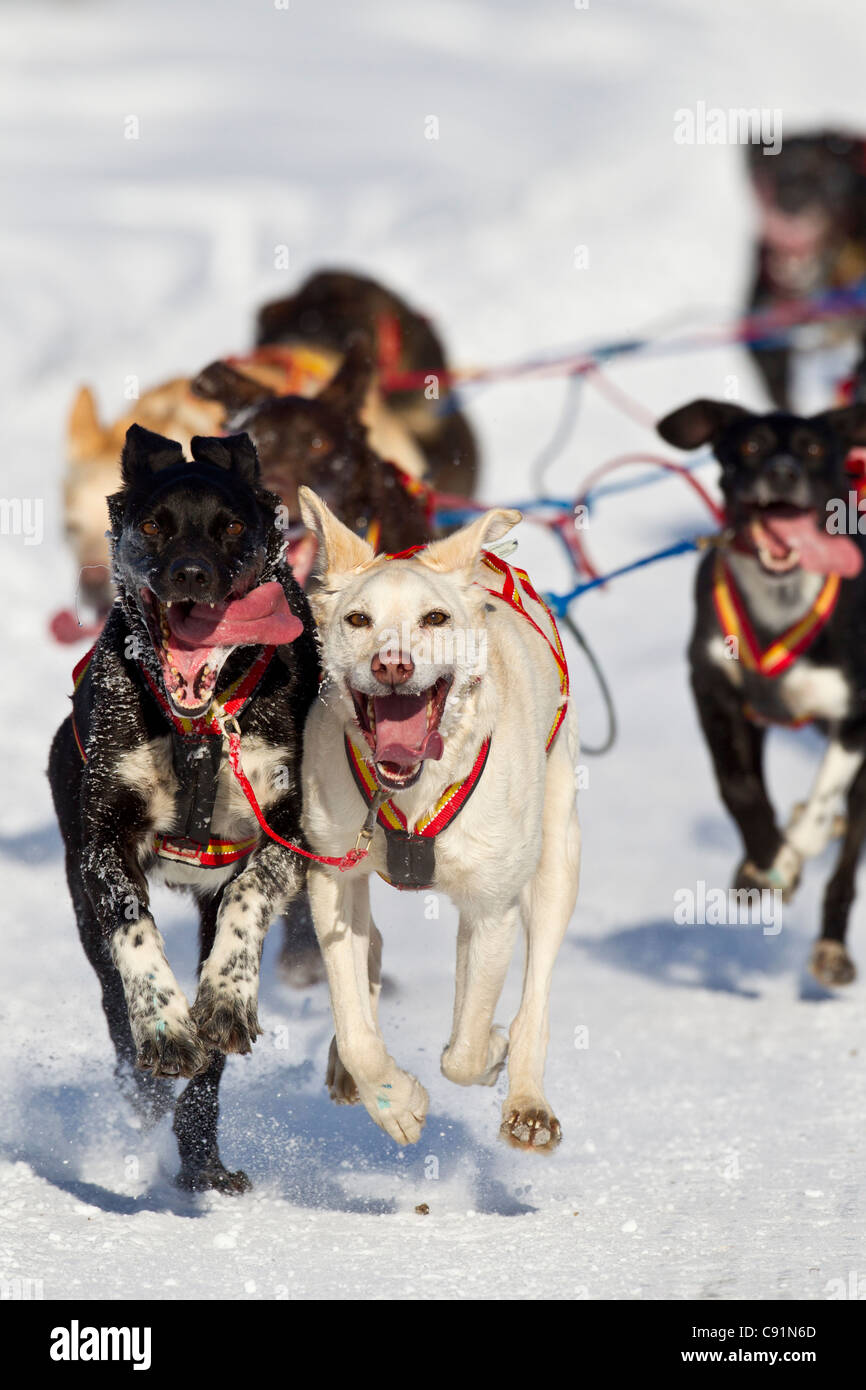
[711,552,840,727]
[712,553,840,680]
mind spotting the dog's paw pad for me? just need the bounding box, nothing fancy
[191,990,262,1055]
[500,1106,562,1151]
[135,1023,207,1080]
[809,940,856,987]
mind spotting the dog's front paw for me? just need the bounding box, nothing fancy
[356,1065,429,1146]
[134,1015,208,1080]
[809,939,856,987]
[190,982,263,1055]
[735,844,801,903]
[500,1098,561,1152]
[326,1036,360,1105]
[176,1160,252,1196]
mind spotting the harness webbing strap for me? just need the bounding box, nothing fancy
[345,734,491,838]
[712,554,840,679]
[478,550,570,750]
[151,832,258,867]
[344,734,492,890]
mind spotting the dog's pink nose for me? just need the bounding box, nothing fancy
[371,651,414,686]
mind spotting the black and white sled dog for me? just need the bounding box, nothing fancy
[297,488,580,1150]
[658,398,866,985]
[48,425,318,1192]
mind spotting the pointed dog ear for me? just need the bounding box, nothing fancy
[813,404,866,445]
[190,432,261,486]
[657,399,750,451]
[298,485,374,582]
[317,333,374,417]
[67,385,105,464]
[120,423,186,482]
[191,361,276,415]
[421,508,522,577]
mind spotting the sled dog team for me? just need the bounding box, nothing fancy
[51,221,866,1190]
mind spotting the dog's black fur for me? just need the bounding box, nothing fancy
[48,426,318,1192]
[256,268,478,497]
[746,129,866,408]
[191,336,433,554]
[658,398,866,984]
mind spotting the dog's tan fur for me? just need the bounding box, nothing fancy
[298,488,581,1149]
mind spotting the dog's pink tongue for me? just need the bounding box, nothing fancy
[165,581,303,683]
[762,513,863,577]
[373,692,443,766]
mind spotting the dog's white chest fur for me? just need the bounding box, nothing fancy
[116,733,289,890]
[777,663,851,722]
[705,638,851,720]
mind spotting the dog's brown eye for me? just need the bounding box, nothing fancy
[422,610,449,627]
[345,612,372,628]
[140,519,160,537]
[741,438,761,458]
[310,436,326,453]
[805,441,825,459]
[225,520,245,537]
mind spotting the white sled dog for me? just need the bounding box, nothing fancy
[298,487,581,1149]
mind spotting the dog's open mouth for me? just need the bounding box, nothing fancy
[141,581,303,718]
[350,676,452,791]
[739,504,862,579]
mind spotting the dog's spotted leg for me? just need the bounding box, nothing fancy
[191,844,304,1054]
[111,916,207,1079]
[77,773,207,1081]
[309,867,428,1145]
[502,734,580,1152]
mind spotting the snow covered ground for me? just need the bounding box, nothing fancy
[1,0,865,1301]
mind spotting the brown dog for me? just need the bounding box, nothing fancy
[191,338,435,585]
[256,268,478,498]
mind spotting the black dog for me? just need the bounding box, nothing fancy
[658,398,866,985]
[745,129,866,408]
[48,425,318,1192]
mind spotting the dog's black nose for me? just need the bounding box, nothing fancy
[167,558,214,594]
[762,456,801,489]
